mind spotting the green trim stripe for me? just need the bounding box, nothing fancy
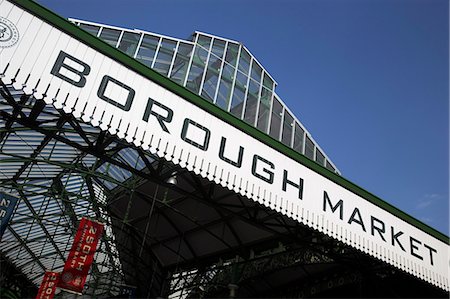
[11,0,449,244]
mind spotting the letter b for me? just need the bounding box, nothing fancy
[51,51,90,87]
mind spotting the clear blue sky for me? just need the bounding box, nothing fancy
[37,0,449,235]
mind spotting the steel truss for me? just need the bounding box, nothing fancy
[0,81,446,298]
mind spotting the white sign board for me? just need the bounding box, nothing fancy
[0,0,448,290]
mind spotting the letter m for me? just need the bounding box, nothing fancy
[323,191,343,220]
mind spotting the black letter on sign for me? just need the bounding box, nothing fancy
[423,243,437,266]
[390,226,406,252]
[181,118,210,151]
[251,155,274,184]
[219,137,244,168]
[51,51,91,87]
[410,237,423,261]
[323,191,343,220]
[370,216,386,242]
[282,170,304,200]
[347,207,366,232]
[142,98,173,133]
[97,75,135,111]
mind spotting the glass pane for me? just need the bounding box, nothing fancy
[269,98,283,140]
[251,61,262,84]
[118,32,140,56]
[243,80,259,125]
[208,42,224,67]
[282,112,294,146]
[305,136,315,160]
[79,23,100,36]
[216,80,232,110]
[186,64,204,94]
[225,43,239,67]
[263,72,274,91]
[316,149,325,166]
[293,123,304,153]
[200,39,225,101]
[326,161,336,172]
[221,63,235,81]
[201,64,219,101]
[153,38,177,76]
[211,39,226,59]
[136,34,160,67]
[99,28,121,47]
[230,75,246,118]
[216,64,235,110]
[238,48,251,75]
[233,71,247,96]
[170,42,193,85]
[256,87,272,133]
[186,45,208,94]
[197,34,211,49]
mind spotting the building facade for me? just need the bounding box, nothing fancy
[0,1,448,298]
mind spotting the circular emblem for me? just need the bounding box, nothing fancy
[0,16,19,48]
[61,272,73,283]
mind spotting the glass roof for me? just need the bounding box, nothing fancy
[0,7,447,297]
[0,87,151,296]
[71,18,340,175]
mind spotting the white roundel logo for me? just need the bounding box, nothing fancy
[0,16,19,48]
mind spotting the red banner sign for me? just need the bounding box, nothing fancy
[58,218,104,294]
[36,271,60,299]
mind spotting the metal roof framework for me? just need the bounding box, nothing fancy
[0,82,341,297]
[0,0,448,298]
[0,82,348,297]
[0,83,129,296]
[1,81,447,298]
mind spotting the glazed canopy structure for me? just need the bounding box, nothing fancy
[0,1,448,298]
[70,18,340,174]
